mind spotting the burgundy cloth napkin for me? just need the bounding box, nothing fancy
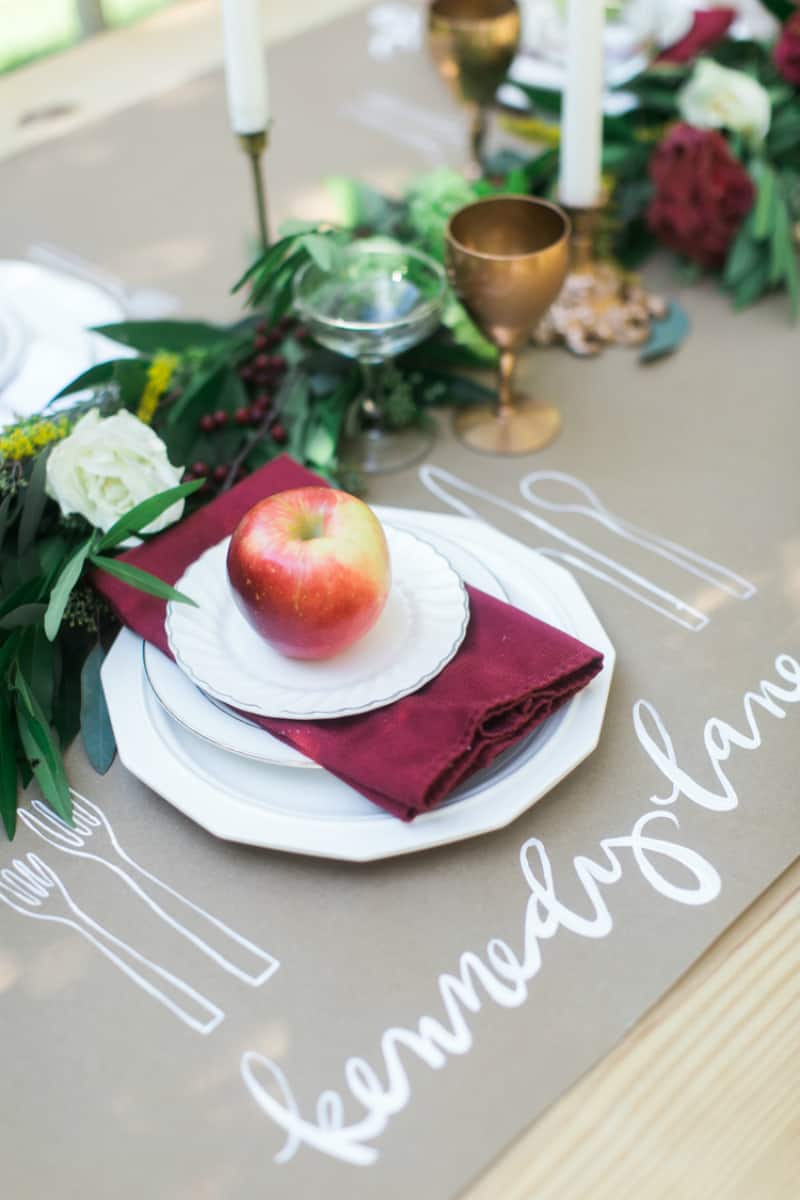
[94,456,603,820]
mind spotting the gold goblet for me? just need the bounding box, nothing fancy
[428,0,521,176]
[445,195,571,455]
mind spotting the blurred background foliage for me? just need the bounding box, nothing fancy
[0,0,176,75]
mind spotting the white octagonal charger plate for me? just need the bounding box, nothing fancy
[102,508,615,861]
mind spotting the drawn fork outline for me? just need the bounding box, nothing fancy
[19,792,279,988]
[0,854,224,1035]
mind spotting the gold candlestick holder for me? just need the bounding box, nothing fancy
[238,129,270,249]
[535,202,666,357]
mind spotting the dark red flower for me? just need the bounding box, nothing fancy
[774,11,800,87]
[656,8,735,64]
[647,124,755,270]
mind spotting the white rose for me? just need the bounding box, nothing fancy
[678,58,771,142]
[46,409,185,534]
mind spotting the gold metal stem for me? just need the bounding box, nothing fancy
[568,206,597,273]
[469,105,487,178]
[238,130,270,249]
[497,349,516,419]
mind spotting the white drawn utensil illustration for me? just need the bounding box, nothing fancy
[520,471,755,600]
[0,854,224,1035]
[419,465,710,632]
[18,793,279,987]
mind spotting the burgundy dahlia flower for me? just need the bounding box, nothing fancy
[775,11,800,87]
[647,123,755,270]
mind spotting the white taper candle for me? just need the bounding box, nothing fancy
[222,0,269,134]
[559,0,605,208]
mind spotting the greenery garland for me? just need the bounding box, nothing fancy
[503,4,800,314]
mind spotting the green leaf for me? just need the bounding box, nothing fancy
[0,490,16,552]
[753,164,777,241]
[769,194,791,285]
[52,634,85,749]
[50,359,120,402]
[300,234,335,271]
[639,302,691,363]
[0,575,46,620]
[602,142,638,169]
[522,147,559,193]
[325,176,397,232]
[13,668,72,824]
[230,234,299,294]
[267,253,306,324]
[277,370,311,461]
[80,643,116,774]
[0,629,22,682]
[37,533,70,577]
[93,320,225,353]
[97,479,204,552]
[165,359,227,429]
[758,0,793,21]
[88,555,198,606]
[112,357,152,412]
[44,537,94,642]
[734,259,770,309]
[0,689,18,839]
[724,220,761,288]
[514,82,561,115]
[304,421,338,469]
[0,603,47,630]
[17,445,52,555]
[18,625,58,723]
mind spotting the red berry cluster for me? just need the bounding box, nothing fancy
[183,318,307,493]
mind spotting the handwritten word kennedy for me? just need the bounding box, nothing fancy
[240,652,800,1166]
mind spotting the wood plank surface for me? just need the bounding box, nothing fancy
[465,859,800,1200]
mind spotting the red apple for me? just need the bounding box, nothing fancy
[226,486,391,660]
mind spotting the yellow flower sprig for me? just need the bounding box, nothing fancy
[136,352,179,424]
[0,414,71,462]
[499,114,561,147]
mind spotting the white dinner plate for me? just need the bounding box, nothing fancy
[143,510,509,767]
[165,525,470,720]
[103,508,615,860]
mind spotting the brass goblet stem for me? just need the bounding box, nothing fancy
[497,348,516,420]
[468,106,487,178]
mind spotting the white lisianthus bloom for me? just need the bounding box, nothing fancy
[678,57,771,142]
[517,0,568,58]
[624,0,695,50]
[46,409,185,534]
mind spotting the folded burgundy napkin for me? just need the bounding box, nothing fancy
[94,456,603,820]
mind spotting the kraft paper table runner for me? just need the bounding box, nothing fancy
[2,6,799,1198]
